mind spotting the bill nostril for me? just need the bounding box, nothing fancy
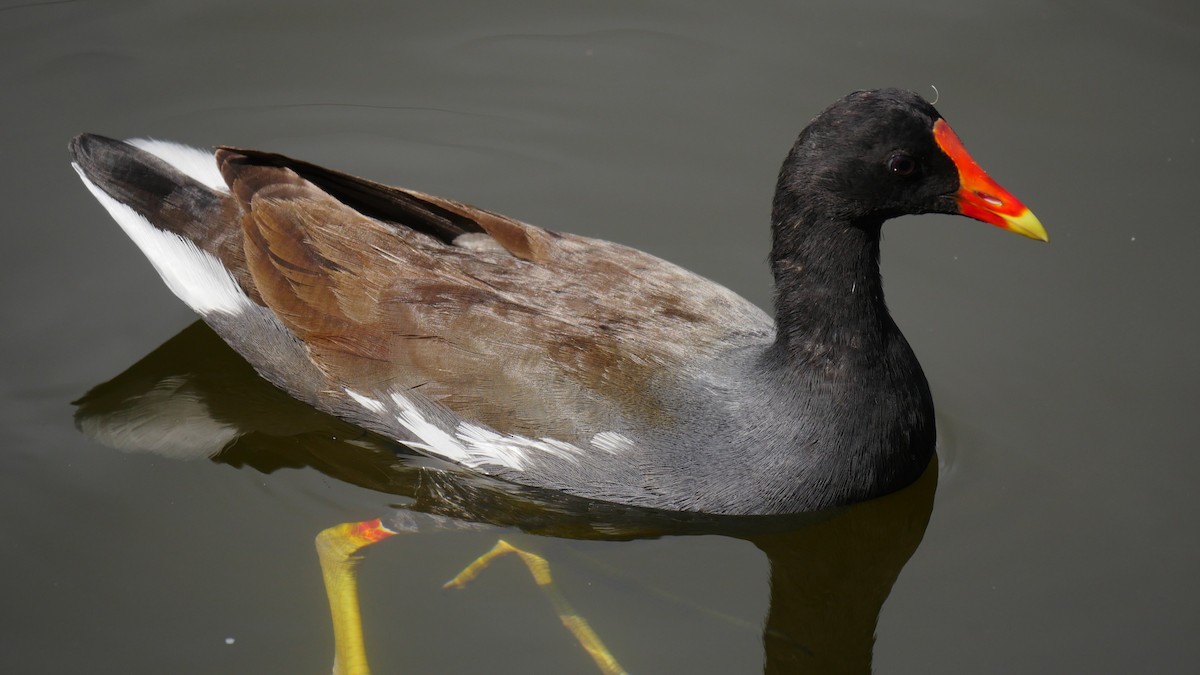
[974,190,1003,208]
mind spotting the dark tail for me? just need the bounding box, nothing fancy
[70,134,240,250]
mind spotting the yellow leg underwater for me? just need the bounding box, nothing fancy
[316,523,626,675]
[315,519,396,675]
[445,539,629,675]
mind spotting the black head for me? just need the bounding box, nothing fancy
[773,89,958,228]
[772,88,1046,241]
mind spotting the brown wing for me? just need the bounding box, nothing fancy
[216,148,772,443]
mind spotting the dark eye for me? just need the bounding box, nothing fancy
[888,153,917,176]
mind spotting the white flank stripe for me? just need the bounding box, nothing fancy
[74,164,250,316]
[591,431,634,454]
[387,391,486,465]
[128,138,228,192]
[456,423,530,470]
[382,389,599,472]
[345,389,386,414]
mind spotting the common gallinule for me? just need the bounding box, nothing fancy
[70,88,1045,516]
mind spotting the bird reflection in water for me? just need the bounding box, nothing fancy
[75,321,937,674]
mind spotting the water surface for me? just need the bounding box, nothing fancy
[2,1,1197,673]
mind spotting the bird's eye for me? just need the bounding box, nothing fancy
[888,153,917,176]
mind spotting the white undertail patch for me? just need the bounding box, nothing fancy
[74,165,251,316]
[128,138,228,193]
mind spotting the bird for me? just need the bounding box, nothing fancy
[70,88,1046,517]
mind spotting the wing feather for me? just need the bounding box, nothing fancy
[215,149,772,442]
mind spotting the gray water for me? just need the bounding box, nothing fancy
[3,1,1198,673]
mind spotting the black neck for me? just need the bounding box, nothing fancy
[768,210,892,361]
